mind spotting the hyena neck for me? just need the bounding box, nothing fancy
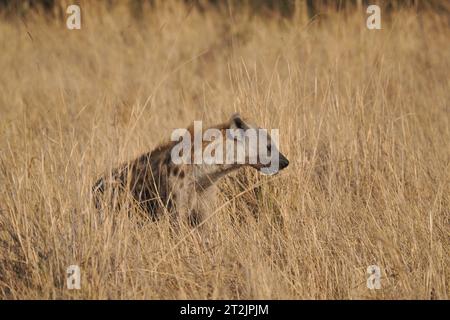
[194,163,241,190]
[192,132,244,190]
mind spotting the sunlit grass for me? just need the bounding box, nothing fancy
[0,1,448,299]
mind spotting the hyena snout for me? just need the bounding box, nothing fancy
[278,153,289,170]
[257,152,289,175]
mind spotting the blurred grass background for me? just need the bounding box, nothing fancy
[1,0,450,19]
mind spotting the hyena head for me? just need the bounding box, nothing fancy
[226,113,289,175]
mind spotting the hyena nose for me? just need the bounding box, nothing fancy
[279,155,289,170]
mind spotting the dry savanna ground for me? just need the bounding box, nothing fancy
[0,2,449,299]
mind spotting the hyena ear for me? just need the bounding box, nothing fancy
[228,113,248,141]
[229,113,248,130]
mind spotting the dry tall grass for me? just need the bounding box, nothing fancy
[0,1,448,299]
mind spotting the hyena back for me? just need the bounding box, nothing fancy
[92,141,191,222]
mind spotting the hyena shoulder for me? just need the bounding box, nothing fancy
[92,140,180,219]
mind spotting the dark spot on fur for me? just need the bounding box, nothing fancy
[179,170,185,179]
[166,199,174,211]
[92,178,105,194]
[188,210,202,226]
[164,153,171,165]
[172,166,179,176]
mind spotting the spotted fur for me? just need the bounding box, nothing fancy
[92,113,289,227]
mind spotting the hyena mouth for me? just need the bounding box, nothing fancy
[254,153,289,176]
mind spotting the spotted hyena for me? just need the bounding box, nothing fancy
[92,113,289,227]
